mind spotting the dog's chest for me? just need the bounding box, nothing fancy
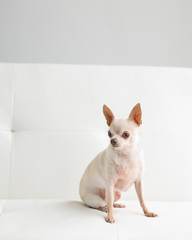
[114,159,141,192]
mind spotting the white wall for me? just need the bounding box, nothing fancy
[0,0,192,67]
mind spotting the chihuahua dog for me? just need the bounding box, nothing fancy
[79,103,157,223]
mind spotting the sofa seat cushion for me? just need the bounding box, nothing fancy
[0,200,191,240]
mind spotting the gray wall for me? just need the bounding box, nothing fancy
[0,0,192,67]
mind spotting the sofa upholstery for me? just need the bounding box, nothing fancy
[0,200,191,240]
[0,63,192,239]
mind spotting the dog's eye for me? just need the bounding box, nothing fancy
[122,131,129,139]
[108,131,112,138]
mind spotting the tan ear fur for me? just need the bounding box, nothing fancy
[103,105,114,126]
[128,103,142,126]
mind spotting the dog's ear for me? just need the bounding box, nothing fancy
[128,103,142,126]
[103,105,114,126]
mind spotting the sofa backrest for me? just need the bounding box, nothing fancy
[0,63,192,201]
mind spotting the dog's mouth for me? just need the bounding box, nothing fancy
[111,144,120,149]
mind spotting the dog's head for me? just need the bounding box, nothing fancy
[103,104,142,151]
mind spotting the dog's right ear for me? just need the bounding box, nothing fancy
[103,105,114,126]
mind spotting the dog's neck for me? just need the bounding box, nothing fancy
[107,143,138,165]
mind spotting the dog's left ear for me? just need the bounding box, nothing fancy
[128,103,142,126]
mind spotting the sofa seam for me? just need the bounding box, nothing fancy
[8,64,16,199]
[109,65,112,107]
[116,222,119,240]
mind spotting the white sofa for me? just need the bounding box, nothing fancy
[0,63,192,239]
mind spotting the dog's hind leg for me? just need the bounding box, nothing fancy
[82,193,107,212]
[113,191,126,208]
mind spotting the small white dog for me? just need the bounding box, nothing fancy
[79,103,157,223]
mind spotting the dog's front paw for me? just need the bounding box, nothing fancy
[145,211,158,217]
[105,216,115,223]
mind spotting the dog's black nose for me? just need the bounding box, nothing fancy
[111,138,117,147]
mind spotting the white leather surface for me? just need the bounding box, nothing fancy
[0,63,14,130]
[13,64,110,131]
[10,131,108,198]
[0,63,192,200]
[139,134,192,201]
[0,200,191,240]
[0,131,12,198]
